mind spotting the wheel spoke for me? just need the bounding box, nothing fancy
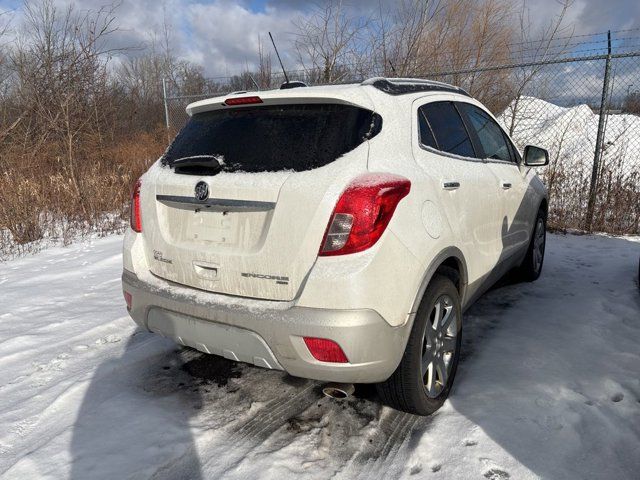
[432,300,443,330]
[421,348,434,376]
[424,362,436,396]
[435,355,448,387]
[440,306,454,332]
[424,322,435,344]
[442,336,456,352]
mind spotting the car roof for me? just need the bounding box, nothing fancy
[185,77,471,116]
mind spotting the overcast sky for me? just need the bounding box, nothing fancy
[0,0,638,76]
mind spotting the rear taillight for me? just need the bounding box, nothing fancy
[303,337,349,363]
[130,178,142,233]
[319,173,411,256]
[123,291,132,310]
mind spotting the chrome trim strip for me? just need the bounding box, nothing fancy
[156,195,275,212]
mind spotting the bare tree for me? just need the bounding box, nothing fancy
[115,5,212,130]
[10,0,121,206]
[374,0,441,77]
[0,10,13,127]
[369,0,517,111]
[256,35,272,89]
[294,1,371,84]
[503,0,575,135]
[418,0,517,111]
[622,91,640,114]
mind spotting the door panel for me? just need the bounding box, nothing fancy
[413,100,504,291]
[486,162,531,259]
[456,102,532,262]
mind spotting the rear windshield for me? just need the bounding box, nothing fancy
[163,103,382,174]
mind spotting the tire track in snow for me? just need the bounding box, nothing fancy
[0,333,163,475]
[0,329,152,411]
[232,382,319,443]
[196,382,321,476]
[334,408,431,480]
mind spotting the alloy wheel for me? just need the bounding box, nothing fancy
[421,294,458,398]
[532,218,545,273]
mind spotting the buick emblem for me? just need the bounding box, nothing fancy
[194,181,209,202]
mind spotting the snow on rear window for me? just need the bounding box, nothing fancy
[163,104,382,173]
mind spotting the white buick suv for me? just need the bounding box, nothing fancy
[122,78,549,415]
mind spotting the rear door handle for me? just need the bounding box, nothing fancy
[502,182,512,189]
[443,181,460,190]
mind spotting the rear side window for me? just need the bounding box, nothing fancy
[457,103,514,162]
[419,102,475,158]
[163,104,382,174]
[418,109,437,149]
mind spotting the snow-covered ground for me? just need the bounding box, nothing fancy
[0,233,639,479]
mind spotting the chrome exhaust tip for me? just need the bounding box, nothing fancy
[322,383,355,399]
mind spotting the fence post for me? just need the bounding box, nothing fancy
[162,78,170,139]
[585,30,612,232]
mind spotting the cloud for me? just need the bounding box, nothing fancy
[573,0,640,33]
[182,0,301,75]
[520,0,639,36]
[0,0,638,78]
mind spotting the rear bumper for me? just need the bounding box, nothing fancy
[122,269,409,383]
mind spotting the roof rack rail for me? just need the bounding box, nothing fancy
[280,80,308,90]
[361,77,470,97]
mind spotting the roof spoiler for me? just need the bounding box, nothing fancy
[362,77,470,97]
[280,80,308,90]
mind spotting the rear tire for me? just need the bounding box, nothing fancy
[376,275,462,416]
[518,208,546,282]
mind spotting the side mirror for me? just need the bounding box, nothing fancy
[523,145,549,167]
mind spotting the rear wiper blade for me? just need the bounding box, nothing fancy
[171,155,225,175]
[172,155,222,167]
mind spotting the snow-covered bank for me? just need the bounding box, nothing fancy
[0,234,639,479]
[499,97,640,233]
[499,96,640,171]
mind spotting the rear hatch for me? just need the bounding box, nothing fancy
[140,95,381,301]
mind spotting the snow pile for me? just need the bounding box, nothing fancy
[499,97,640,233]
[498,96,640,172]
[0,233,639,479]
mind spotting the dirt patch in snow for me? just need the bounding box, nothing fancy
[180,350,242,387]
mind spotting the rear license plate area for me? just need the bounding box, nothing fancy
[186,211,238,244]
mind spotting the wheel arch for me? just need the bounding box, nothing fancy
[408,247,468,320]
[526,198,548,241]
[539,198,548,217]
[384,247,468,385]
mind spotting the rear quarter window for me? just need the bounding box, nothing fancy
[456,102,514,162]
[163,104,382,174]
[419,101,475,158]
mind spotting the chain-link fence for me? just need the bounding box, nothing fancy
[162,49,640,235]
[424,51,640,235]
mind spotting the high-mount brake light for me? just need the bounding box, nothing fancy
[223,96,263,106]
[130,178,142,233]
[319,173,411,256]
